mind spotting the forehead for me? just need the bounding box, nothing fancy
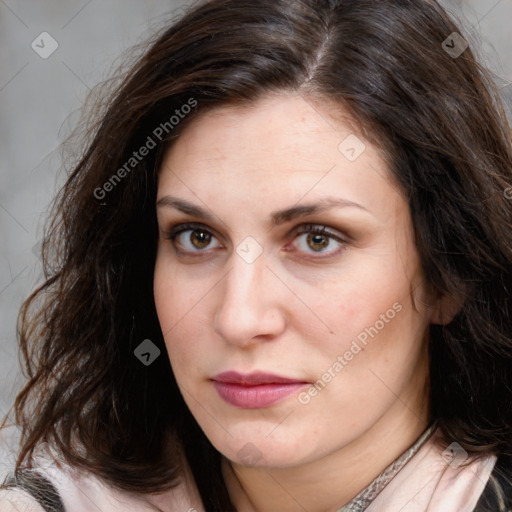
[162,93,364,167]
[157,92,403,220]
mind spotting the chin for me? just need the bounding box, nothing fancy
[206,425,313,468]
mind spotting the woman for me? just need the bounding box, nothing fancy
[1,0,511,510]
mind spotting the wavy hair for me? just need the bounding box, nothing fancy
[4,0,512,510]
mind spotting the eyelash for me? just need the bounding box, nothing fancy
[163,222,348,259]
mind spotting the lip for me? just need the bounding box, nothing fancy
[211,371,309,409]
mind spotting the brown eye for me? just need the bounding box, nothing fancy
[190,229,212,249]
[306,232,330,252]
[165,223,222,253]
[289,224,347,258]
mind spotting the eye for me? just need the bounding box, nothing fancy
[165,223,222,253]
[163,222,347,258]
[287,224,347,257]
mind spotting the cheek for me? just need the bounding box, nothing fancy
[153,259,211,374]
[330,286,428,394]
[153,255,203,333]
[311,257,427,373]
[313,259,407,331]
[154,262,187,364]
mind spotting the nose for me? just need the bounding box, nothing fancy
[213,249,286,348]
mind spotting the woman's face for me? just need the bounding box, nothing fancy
[154,92,437,468]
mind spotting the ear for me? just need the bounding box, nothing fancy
[429,292,462,325]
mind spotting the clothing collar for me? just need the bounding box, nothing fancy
[337,420,439,511]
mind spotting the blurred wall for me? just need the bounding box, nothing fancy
[1,0,511,476]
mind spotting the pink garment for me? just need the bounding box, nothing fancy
[33,456,205,512]
[363,429,496,512]
[0,428,497,511]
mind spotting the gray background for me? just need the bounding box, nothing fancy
[1,0,511,476]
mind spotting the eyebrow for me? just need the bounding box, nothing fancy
[157,195,371,226]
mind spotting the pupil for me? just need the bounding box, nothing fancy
[308,233,329,251]
[191,230,211,248]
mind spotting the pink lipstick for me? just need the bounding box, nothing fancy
[211,371,308,409]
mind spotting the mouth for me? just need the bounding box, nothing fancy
[211,371,309,409]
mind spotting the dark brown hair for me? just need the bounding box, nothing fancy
[4,0,512,510]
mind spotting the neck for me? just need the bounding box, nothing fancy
[222,390,430,512]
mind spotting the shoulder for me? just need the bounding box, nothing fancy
[474,451,512,512]
[45,462,201,512]
[2,456,204,512]
[0,467,63,512]
[0,488,46,511]
[366,428,500,511]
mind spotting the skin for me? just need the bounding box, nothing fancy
[153,91,452,512]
